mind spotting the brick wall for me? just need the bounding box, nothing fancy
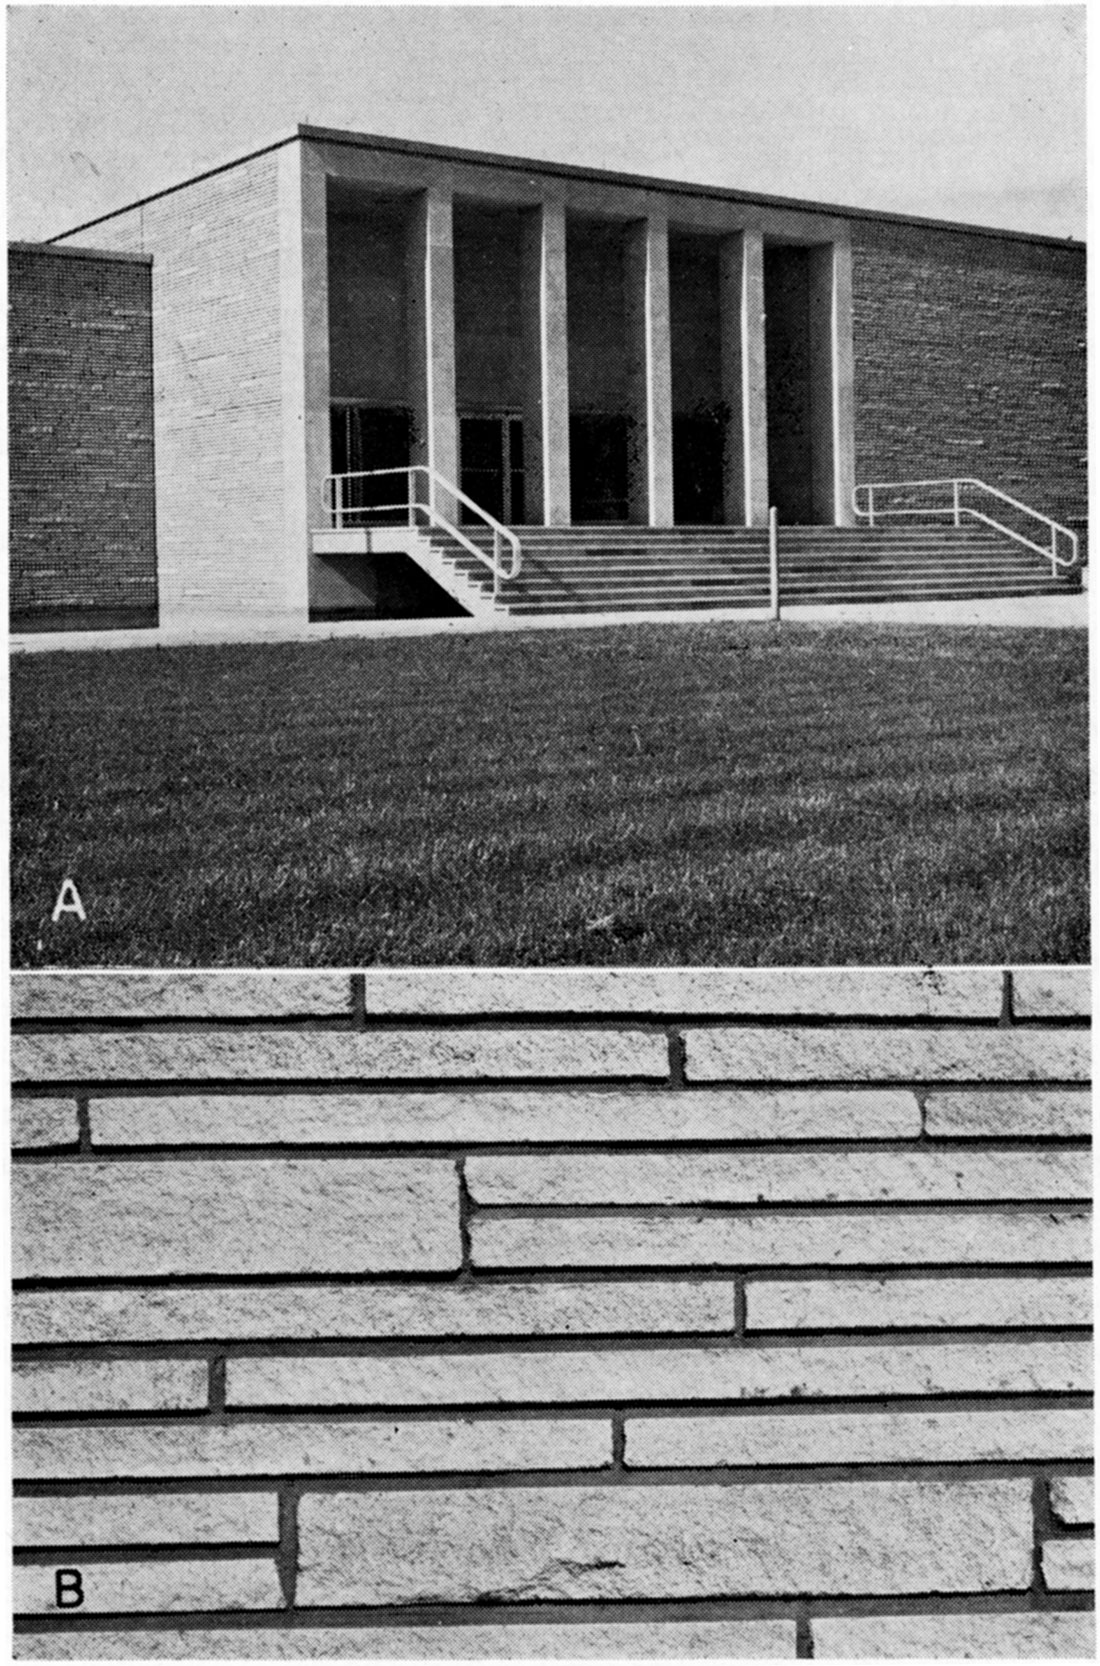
[11,968,1093,1659]
[851,224,1087,542]
[53,152,288,624]
[8,244,156,630]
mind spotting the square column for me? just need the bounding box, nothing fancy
[521,201,571,525]
[625,214,674,526]
[278,141,329,622]
[809,235,856,526]
[720,229,768,527]
[407,188,458,521]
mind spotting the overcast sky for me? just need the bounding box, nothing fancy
[7,4,1086,242]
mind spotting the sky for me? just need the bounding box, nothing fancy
[6,4,1087,243]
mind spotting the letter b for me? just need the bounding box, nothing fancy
[55,1568,84,1608]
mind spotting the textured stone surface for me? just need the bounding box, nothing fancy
[13,1158,459,1277]
[14,1493,279,1547]
[925,1089,1091,1136]
[1043,1537,1095,1591]
[11,1620,798,1659]
[13,1029,668,1083]
[626,1407,1094,1468]
[11,1096,79,1148]
[296,1479,1033,1603]
[813,1612,1095,1659]
[88,1087,917,1145]
[11,974,352,1019]
[471,1208,1091,1269]
[12,1280,733,1346]
[1050,1475,1094,1525]
[683,1027,1089,1082]
[1013,967,1091,1019]
[747,1275,1093,1331]
[466,1149,1090,1206]
[14,1560,281,1615]
[227,1341,1090,1408]
[13,1360,208,1415]
[13,1418,610,1481]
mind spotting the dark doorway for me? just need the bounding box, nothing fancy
[763,248,816,524]
[459,415,526,524]
[569,414,630,522]
[672,412,726,524]
[330,405,411,523]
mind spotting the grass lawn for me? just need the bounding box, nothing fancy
[10,622,1088,967]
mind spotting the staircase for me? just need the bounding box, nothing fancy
[425,523,1082,619]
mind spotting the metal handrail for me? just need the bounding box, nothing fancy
[322,465,522,597]
[852,476,1078,577]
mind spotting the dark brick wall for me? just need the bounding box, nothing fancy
[851,223,1086,544]
[8,244,157,629]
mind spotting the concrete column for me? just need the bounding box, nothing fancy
[521,201,571,525]
[278,140,329,624]
[407,188,458,522]
[625,213,674,526]
[808,237,856,526]
[736,228,769,528]
[830,235,856,526]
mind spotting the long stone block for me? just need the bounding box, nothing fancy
[747,1275,1093,1331]
[296,1479,1033,1603]
[13,1159,459,1277]
[227,1340,1090,1408]
[812,1613,1095,1659]
[11,1619,799,1658]
[683,1027,1089,1082]
[925,1089,1091,1136]
[13,1418,610,1482]
[11,973,352,1019]
[1013,967,1091,1019]
[13,1029,668,1084]
[14,1493,279,1547]
[11,1097,79,1149]
[12,1280,734,1346]
[471,1208,1091,1270]
[466,1149,1090,1206]
[1043,1537,1094,1590]
[88,1087,917,1145]
[626,1407,1094,1468]
[13,1360,208,1415]
[1050,1475,1094,1525]
[14,1559,281,1614]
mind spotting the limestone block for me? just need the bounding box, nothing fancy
[296,1479,1033,1604]
[683,1027,1089,1082]
[1043,1537,1095,1591]
[13,1158,459,1277]
[466,1149,1090,1206]
[88,1087,917,1145]
[11,973,351,1019]
[471,1208,1090,1270]
[13,1418,610,1482]
[925,1090,1090,1136]
[1013,966,1091,1019]
[13,1360,208,1415]
[14,1559,281,1614]
[12,1279,734,1346]
[747,1275,1092,1331]
[11,1097,79,1148]
[14,1493,279,1547]
[227,1340,1090,1408]
[626,1407,1094,1468]
[13,1029,668,1084]
[812,1613,1095,1659]
[1050,1476,1095,1525]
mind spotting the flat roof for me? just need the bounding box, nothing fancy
[49,124,1083,251]
[10,239,152,265]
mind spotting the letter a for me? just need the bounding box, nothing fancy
[52,879,86,923]
[55,1568,84,1608]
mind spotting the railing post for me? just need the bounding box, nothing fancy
[866,486,874,528]
[334,476,344,531]
[952,480,960,529]
[493,529,501,600]
[408,470,416,528]
[768,506,780,622]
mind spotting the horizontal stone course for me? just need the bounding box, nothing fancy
[683,1027,1089,1082]
[295,1479,1033,1603]
[1050,1475,1094,1525]
[13,1419,611,1481]
[1043,1536,1094,1590]
[13,1360,208,1415]
[1013,967,1091,1020]
[471,1208,1091,1269]
[86,1086,919,1145]
[466,1149,1090,1206]
[13,1560,281,1615]
[12,1280,733,1345]
[11,1097,79,1149]
[11,974,352,1020]
[13,1158,459,1277]
[812,1612,1095,1659]
[13,1029,668,1084]
[14,1493,279,1547]
[746,1274,1092,1330]
[226,1340,1091,1407]
[924,1089,1090,1136]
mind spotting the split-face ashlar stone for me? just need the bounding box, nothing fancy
[12,1159,460,1278]
[10,972,352,1020]
[746,1275,1092,1331]
[925,1089,1090,1137]
[682,1027,1089,1082]
[10,1096,79,1149]
[295,1479,1034,1604]
[1012,966,1091,1019]
[13,1560,282,1615]
[14,1492,279,1547]
[13,1360,208,1415]
[1049,1475,1094,1525]
[1042,1537,1094,1591]
[812,1612,1095,1659]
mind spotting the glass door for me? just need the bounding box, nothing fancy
[459,415,525,525]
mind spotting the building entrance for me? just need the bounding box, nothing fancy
[569,414,630,522]
[459,415,526,525]
[672,413,726,525]
[330,405,411,522]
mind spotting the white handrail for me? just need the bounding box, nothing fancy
[322,465,522,597]
[852,476,1079,578]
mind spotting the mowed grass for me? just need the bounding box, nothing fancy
[10,622,1088,967]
